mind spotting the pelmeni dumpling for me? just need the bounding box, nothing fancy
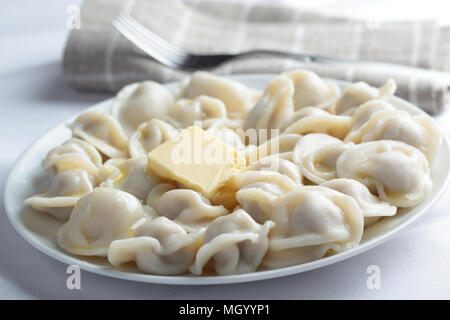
[206,125,246,152]
[282,108,351,139]
[244,75,294,137]
[100,157,162,201]
[345,111,442,164]
[321,178,397,225]
[68,111,129,158]
[292,133,342,164]
[334,79,397,115]
[299,143,353,184]
[44,138,102,178]
[111,81,174,135]
[284,69,340,111]
[150,188,229,231]
[212,170,297,212]
[278,106,333,131]
[57,187,145,256]
[246,155,302,185]
[108,217,203,275]
[179,72,261,117]
[190,209,274,275]
[201,117,244,131]
[244,133,301,164]
[236,184,285,224]
[146,183,177,208]
[128,119,177,158]
[292,133,352,185]
[263,186,364,268]
[167,95,227,128]
[25,169,96,220]
[336,141,432,207]
[348,99,396,131]
[235,161,302,223]
[346,109,410,144]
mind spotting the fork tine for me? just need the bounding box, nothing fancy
[111,17,157,57]
[112,14,185,67]
[116,13,186,57]
[113,14,176,58]
[115,14,187,64]
[112,16,179,67]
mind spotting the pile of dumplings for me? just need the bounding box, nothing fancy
[25,70,442,276]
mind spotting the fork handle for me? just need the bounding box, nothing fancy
[237,49,362,64]
[190,50,364,69]
[183,49,366,70]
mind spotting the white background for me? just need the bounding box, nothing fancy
[1,0,450,299]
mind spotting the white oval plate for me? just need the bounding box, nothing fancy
[4,74,450,285]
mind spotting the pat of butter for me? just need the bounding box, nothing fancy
[148,126,246,198]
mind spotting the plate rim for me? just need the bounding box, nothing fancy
[3,73,450,285]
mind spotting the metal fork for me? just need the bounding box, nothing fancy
[112,13,359,70]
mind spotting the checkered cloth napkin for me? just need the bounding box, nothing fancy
[63,0,450,114]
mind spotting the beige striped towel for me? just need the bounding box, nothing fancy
[63,0,450,114]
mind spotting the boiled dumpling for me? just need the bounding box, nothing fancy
[244,133,301,164]
[111,81,174,135]
[334,79,397,115]
[236,183,287,224]
[206,124,246,152]
[244,75,294,138]
[149,188,229,231]
[321,178,397,225]
[336,141,432,207]
[179,72,261,117]
[345,111,442,164]
[235,163,301,223]
[201,117,244,131]
[348,99,396,131]
[292,133,342,164]
[292,133,352,185]
[299,143,352,184]
[108,217,203,275]
[190,209,274,275]
[212,170,297,212]
[284,69,340,111]
[246,155,302,185]
[278,106,333,131]
[68,110,129,158]
[57,187,145,256]
[146,183,177,208]
[25,169,96,220]
[167,95,227,128]
[44,138,102,178]
[263,186,363,268]
[128,119,177,158]
[202,118,246,150]
[100,157,163,201]
[282,108,351,139]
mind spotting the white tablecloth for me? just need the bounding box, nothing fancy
[1,0,449,299]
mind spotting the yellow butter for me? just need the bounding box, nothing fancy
[148,126,246,198]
